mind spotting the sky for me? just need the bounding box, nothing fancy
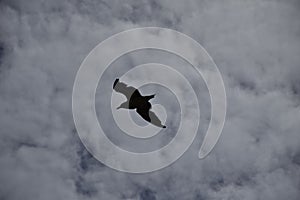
[0,0,300,199]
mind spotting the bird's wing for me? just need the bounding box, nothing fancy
[148,111,166,128]
[113,79,141,99]
[136,108,166,128]
[136,107,151,123]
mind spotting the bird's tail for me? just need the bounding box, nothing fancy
[144,94,155,101]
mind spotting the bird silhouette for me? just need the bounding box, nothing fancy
[113,78,166,128]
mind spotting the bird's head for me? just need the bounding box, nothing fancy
[117,102,127,109]
[116,105,122,109]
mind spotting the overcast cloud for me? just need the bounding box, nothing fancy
[0,0,300,199]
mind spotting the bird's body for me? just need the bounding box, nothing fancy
[113,78,166,128]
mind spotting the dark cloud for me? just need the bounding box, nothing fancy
[0,0,300,199]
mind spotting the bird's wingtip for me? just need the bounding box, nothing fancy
[113,78,119,89]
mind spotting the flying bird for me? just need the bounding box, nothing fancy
[113,78,166,128]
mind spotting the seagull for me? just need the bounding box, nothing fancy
[113,78,166,128]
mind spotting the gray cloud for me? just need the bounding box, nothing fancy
[0,0,300,199]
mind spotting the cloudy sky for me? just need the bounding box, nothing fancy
[1,0,300,199]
